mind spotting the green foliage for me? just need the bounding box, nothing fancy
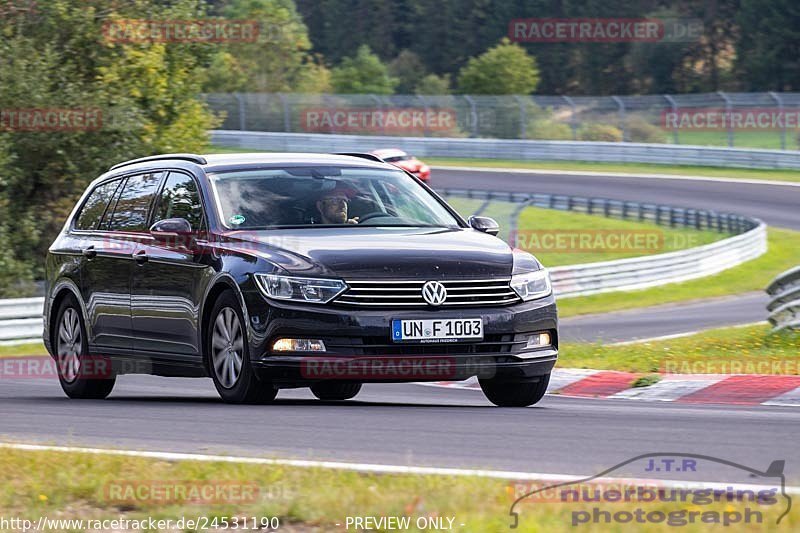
[578,123,624,142]
[626,117,667,144]
[203,0,329,93]
[414,74,451,95]
[330,45,397,94]
[389,50,426,94]
[457,38,539,95]
[0,0,218,293]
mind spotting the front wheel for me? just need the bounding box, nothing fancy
[310,382,362,401]
[207,292,277,404]
[479,374,550,407]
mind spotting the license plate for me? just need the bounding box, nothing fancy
[391,318,483,343]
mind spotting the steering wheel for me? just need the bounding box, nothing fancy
[357,211,392,223]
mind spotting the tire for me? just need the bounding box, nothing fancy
[207,291,277,404]
[53,295,115,400]
[310,382,362,401]
[479,374,550,407]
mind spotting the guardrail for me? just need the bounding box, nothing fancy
[439,189,767,298]
[0,191,767,343]
[766,267,800,332]
[0,297,44,344]
[212,130,800,170]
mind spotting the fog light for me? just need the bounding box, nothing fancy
[272,338,326,352]
[526,332,551,349]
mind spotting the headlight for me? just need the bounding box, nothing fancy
[254,274,347,304]
[510,269,552,301]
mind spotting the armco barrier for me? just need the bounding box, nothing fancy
[439,189,767,298]
[211,130,800,170]
[0,297,44,343]
[0,190,767,343]
[766,267,800,332]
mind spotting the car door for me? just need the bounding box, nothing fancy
[131,171,211,357]
[81,172,164,352]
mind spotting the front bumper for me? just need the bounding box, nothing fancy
[243,290,558,385]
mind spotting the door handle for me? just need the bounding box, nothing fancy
[134,250,149,265]
[82,246,96,259]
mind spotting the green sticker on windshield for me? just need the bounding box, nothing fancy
[229,214,246,226]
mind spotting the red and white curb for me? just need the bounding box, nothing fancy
[422,369,800,407]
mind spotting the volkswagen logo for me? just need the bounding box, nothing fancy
[421,281,447,306]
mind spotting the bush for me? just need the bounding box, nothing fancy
[528,119,574,140]
[578,123,624,142]
[626,116,668,143]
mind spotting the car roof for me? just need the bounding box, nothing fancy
[370,148,409,159]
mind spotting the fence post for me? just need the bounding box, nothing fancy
[717,91,734,147]
[234,92,246,131]
[370,95,386,135]
[562,95,578,140]
[463,95,479,137]
[514,95,527,139]
[663,94,679,144]
[612,96,627,142]
[417,94,430,137]
[769,91,786,150]
[278,93,291,133]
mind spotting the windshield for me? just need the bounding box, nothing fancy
[209,166,461,229]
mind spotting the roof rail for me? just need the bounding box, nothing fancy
[110,153,208,171]
[334,152,385,163]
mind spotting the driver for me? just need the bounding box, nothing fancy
[315,185,359,225]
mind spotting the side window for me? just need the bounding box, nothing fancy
[104,172,163,232]
[74,179,123,231]
[153,172,205,231]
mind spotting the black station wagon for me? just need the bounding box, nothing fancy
[44,153,558,406]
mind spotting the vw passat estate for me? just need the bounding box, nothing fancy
[44,153,557,406]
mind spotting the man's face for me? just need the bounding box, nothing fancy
[317,195,349,224]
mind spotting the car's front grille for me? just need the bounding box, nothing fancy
[325,334,519,355]
[334,278,520,308]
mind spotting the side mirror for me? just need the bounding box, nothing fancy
[150,218,194,248]
[468,216,500,236]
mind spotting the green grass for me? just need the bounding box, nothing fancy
[557,228,797,318]
[0,342,46,358]
[560,324,799,374]
[2,447,795,531]
[425,157,800,184]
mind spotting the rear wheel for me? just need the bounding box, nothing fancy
[207,291,277,404]
[54,296,115,399]
[311,382,362,401]
[479,374,550,407]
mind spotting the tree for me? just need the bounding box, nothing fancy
[457,38,540,95]
[736,0,800,90]
[389,50,427,94]
[203,0,329,93]
[330,45,397,94]
[415,74,451,95]
[0,0,218,292]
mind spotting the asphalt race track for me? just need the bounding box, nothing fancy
[2,376,799,484]
[433,168,800,230]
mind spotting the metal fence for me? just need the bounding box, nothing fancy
[204,92,800,150]
[767,267,800,332]
[439,189,767,298]
[211,130,800,170]
[0,297,43,343]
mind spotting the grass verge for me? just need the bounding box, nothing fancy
[560,324,799,374]
[0,342,46,358]
[426,157,800,184]
[557,228,798,318]
[1,447,794,532]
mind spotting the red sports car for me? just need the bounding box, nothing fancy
[370,149,431,182]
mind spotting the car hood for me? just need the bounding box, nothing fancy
[224,227,514,279]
